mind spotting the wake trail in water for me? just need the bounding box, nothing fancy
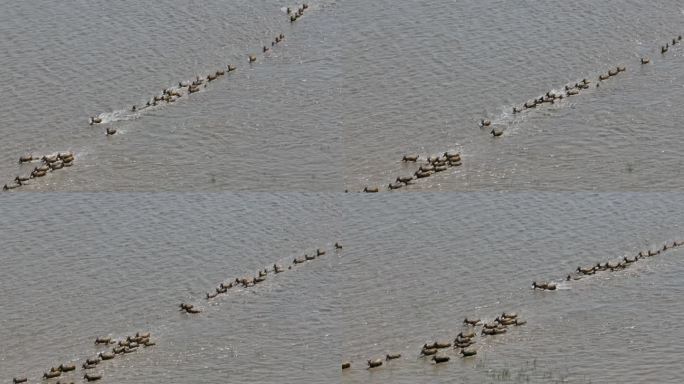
[96,109,141,124]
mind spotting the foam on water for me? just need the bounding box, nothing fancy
[97,109,133,124]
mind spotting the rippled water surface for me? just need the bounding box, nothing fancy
[0,193,342,383]
[339,193,684,383]
[0,0,342,191]
[340,0,684,191]
[2,193,684,383]
[3,0,684,383]
[2,1,684,191]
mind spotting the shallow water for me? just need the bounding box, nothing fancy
[338,193,684,383]
[2,193,684,383]
[0,193,342,383]
[341,0,684,192]
[3,0,684,383]
[2,0,684,191]
[0,0,342,191]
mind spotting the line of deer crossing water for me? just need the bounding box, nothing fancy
[3,152,75,192]
[4,4,317,193]
[533,238,684,291]
[358,34,682,193]
[87,4,313,130]
[10,241,342,382]
[180,241,342,314]
[12,331,156,384]
[344,236,683,376]
[342,311,527,371]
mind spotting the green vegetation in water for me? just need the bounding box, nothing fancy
[476,356,593,383]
